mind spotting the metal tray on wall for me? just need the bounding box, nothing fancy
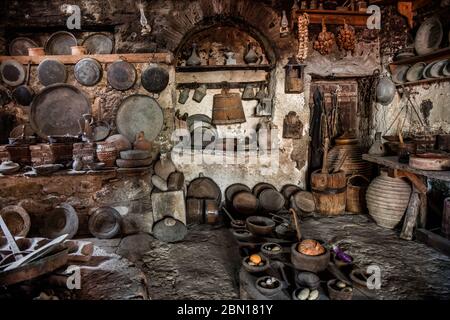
[116,94,164,142]
[30,84,91,140]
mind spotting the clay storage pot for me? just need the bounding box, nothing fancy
[242,254,270,274]
[366,170,412,229]
[96,142,117,167]
[154,156,177,180]
[255,276,283,296]
[0,205,31,237]
[43,203,79,239]
[88,207,122,239]
[327,136,372,179]
[232,191,259,216]
[311,169,347,216]
[327,279,353,300]
[105,134,132,153]
[258,188,285,213]
[246,216,275,236]
[290,241,330,273]
[346,175,370,214]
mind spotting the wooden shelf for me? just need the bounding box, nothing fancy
[176,64,274,72]
[292,9,371,26]
[362,154,450,182]
[395,76,450,87]
[0,53,174,65]
[390,47,450,66]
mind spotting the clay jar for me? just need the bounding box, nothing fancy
[96,142,117,167]
[133,131,152,151]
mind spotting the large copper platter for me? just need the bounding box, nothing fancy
[30,84,91,140]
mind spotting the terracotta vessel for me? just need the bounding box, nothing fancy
[71,46,87,55]
[328,136,372,178]
[366,170,411,229]
[28,47,45,56]
[96,142,117,167]
[133,131,152,151]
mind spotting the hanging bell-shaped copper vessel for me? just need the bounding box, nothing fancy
[212,88,246,125]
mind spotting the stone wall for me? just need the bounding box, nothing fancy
[0,170,154,236]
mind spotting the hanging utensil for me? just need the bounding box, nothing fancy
[0,60,26,87]
[12,61,34,106]
[44,31,77,55]
[82,33,114,54]
[107,59,136,91]
[141,63,169,96]
[290,208,302,241]
[37,59,67,86]
[74,58,103,86]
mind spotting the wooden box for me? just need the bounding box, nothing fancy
[29,143,73,166]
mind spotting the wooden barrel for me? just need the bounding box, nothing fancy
[232,191,258,216]
[187,175,221,205]
[311,169,347,216]
[186,198,204,224]
[346,175,370,214]
[258,188,285,213]
[205,199,221,225]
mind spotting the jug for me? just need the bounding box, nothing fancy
[178,88,190,104]
[240,85,255,100]
[192,84,207,103]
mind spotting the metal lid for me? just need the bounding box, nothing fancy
[141,64,169,94]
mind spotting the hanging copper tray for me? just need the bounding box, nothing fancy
[107,60,136,91]
[116,94,163,142]
[82,33,114,54]
[44,31,77,55]
[30,84,91,140]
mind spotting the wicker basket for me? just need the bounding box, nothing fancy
[29,143,73,166]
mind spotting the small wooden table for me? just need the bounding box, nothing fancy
[363,154,450,255]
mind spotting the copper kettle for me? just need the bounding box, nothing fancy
[212,87,246,125]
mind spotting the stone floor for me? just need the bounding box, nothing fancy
[86,214,450,300]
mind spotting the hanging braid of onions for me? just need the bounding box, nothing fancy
[297,13,310,62]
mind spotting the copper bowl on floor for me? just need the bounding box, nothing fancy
[290,242,330,273]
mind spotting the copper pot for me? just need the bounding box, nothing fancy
[28,47,45,56]
[71,46,87,55]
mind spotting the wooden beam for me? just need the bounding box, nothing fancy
[176,70,268,85]
[400,190,421,240]
[387,168,428,194]
[0,53,174,65]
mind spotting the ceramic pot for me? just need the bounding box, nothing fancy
[186,43,201,66]
[244,43,259,64]
[133,131,152,151]
[96,142,117,167]
[328,138,372,179]
[366,170,411,229]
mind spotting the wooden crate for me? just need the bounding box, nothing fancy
[29,143,73,166]
[6,145,31,165]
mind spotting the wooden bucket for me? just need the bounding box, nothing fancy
[346,175,370,214]
[311,169,347,216]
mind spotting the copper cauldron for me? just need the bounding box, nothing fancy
[212,88,246,125]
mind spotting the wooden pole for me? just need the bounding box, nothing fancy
[400,190,421,240]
